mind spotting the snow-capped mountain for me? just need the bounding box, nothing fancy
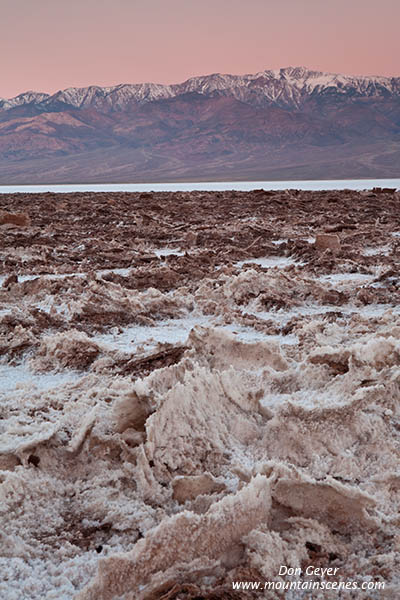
[0,67,399,184]
[0,91,50,111]
[2,67,400,113]
[175,67,400,108]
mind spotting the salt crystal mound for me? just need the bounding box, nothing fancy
[2,322,400,598]
[1,188,400,598]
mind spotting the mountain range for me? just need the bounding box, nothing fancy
[1,67,399,184]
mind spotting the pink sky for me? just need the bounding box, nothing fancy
[2,0,399,98]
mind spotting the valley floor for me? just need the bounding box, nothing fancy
[1,188,400,598]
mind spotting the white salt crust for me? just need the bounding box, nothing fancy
[235,256,302,268]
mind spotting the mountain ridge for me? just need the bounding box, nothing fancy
[0,67,399,184]
[2,66,400,112]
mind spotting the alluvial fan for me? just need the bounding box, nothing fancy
[0,188,400,599]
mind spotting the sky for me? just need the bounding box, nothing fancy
[1,0,399,98]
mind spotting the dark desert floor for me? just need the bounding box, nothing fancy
[1,188,400,598]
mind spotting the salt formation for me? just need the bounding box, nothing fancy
[1,189,400,598]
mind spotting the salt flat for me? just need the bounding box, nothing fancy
[1,187,400,598]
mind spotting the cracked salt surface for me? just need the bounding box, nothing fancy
[0,269,134,287]
[95,316,299,355]
[94,315,211,353]
[363,245,391,256]
[0,272,90,286]
[154,248,185,258]
[271,239,287,245]
[1,265,192,287]
[243,302,400,325]
[355,303,400,317]
[235,256,302,269]
[97,267,133,277]
[0,361,82,396]
[4,190,400,599]
[34,297,73,317]
[317,272,374,286]
[259,389,344,411]
[218,324,298,345]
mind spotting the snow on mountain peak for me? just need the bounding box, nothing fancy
[2,67,399,113]
[0,91,50,110]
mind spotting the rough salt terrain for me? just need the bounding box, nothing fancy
[1,188,400,599]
